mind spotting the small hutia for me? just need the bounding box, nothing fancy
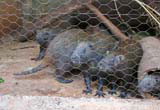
[138,72,160,99]
[71,39,143,98]
[97,54,125,97]
[14,29,117,85]
[31,28,63,61]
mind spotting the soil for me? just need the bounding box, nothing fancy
[0,41,156,99]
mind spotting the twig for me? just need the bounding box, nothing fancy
[113,0,136,35]
[86,3,129,41]
[10,46,36,50]
[134,0,160,28]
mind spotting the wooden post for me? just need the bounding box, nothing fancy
[86,3,129,41]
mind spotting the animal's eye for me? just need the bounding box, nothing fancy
[44,37,48,40]
[45,32,49,35]
[89,44,93,48]
[99,63,103,66]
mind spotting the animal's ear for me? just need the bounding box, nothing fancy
[105,51,110,55]
[88,43,94,49]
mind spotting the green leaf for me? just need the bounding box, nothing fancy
[0,78,4,83]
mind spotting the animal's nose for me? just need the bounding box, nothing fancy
[71,57,79,64]
[44,37,48,40]
[98,66,104,71]
[98,66,102,69]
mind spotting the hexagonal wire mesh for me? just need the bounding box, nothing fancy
[0,0,160,99]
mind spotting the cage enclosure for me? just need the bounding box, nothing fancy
[0,0,160,109]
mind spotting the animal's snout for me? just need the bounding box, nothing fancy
[137,84,148,93]
[97,62,105,71]
[71,56,80,65]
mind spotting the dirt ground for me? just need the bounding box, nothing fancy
[0,41,157,100]
[1,40,160,110]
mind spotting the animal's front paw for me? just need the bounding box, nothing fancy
[83,89,92,94]
[108,89,117,95]
[95,91,105,97]
[119,91,128,98]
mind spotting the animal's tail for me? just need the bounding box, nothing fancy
[14,63,48,75]
[14,63,73,83]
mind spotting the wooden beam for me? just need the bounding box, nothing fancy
[86,3,129,41]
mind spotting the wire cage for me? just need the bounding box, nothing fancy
[0,0,160,101]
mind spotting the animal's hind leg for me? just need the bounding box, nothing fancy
[55,69,73,83]
[119,88,128,98]
[118,80,130,98]
[83,71,92,94]
[95,77,105,97]
[31,46,46,61]
[108,82,117,95]
[118,73,135,98]
[118,80,128,98]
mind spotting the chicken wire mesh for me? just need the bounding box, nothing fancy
[0,0,160,99]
